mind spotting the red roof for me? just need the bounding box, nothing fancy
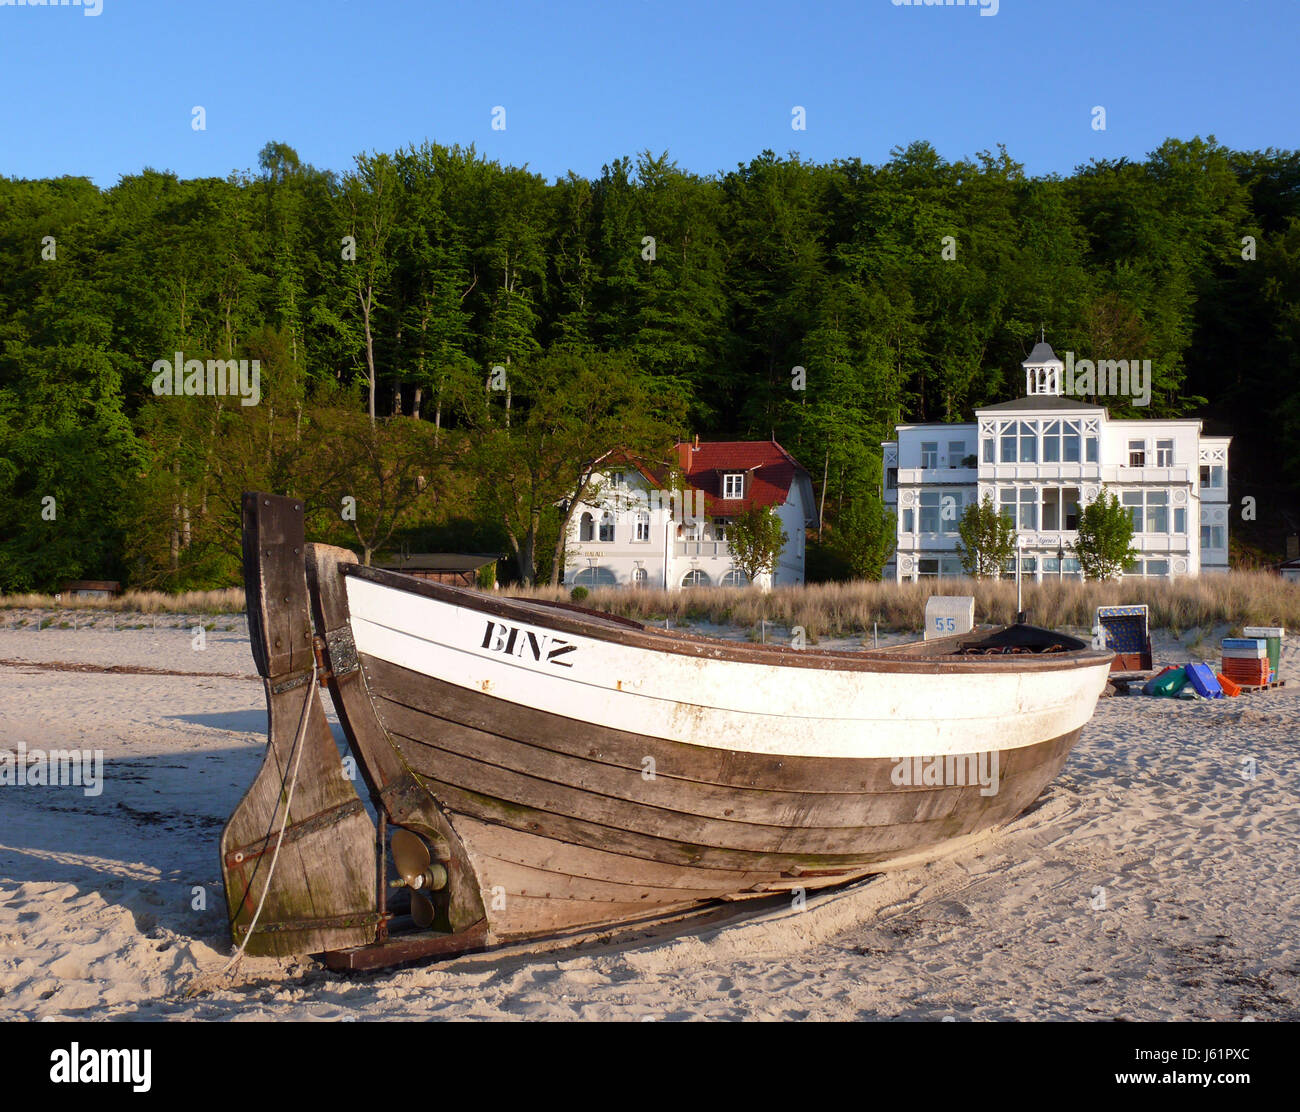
[672,440,808,516]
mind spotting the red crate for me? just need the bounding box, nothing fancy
[1221,658,1270,685]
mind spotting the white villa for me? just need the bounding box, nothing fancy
[564,439,817,590]
[882,340,1232,581]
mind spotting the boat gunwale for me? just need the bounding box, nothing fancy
[342,564,1114,675]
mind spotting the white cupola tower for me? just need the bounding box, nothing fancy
[1023,333,1064,396]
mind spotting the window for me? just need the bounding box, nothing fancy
[1042,421,1061,463]
[1201,525,1226,550]
[948,441,966,468]
[681,569,711,587]
[1000,426,1017,463]
[1043,421,1081,464]
[1200,465,1225,489]
[721,569,749,587]
[1122,491,1143,532]
[1018,422,1037,463]
[1174,508,1186,534]
[712,518,729,541]
[917,558,940,578]
[1123,559,1170,578]
[919,492,941,533]
[632,567,648,587]
[1043,488,1060,530]
[598,511,615,542]
[611,471,625,489]
[999,487,1037,530]
[982,437,995,464]
[1064,489,1080,530]
[886,467,897,490]
[1063,421,1082,463]
[901,508,914,532]
[1147,491,1169,533]
[999,488,1017,525]
[942,491,963,534]
[1040,487,1082,531]
[940,557,964,577]
[571,566,618,587]
[1128,440,1146,468]
[1018,488,1037,530]
[921,442,938,469]
[1123,490,1173,534]
[1156,439,1174,467]
[1085,435,1099,463]
[723,473,744,499]
[634,511,650,542]
[579,512,594,542]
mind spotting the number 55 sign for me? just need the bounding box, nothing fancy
[924,596,975,641]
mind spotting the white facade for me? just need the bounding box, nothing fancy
[564,442,816,590]
[882,342,1232,581]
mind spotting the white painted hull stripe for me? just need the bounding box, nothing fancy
[346,578,1108,760]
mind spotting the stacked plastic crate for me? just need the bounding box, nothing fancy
[1242,626,1284,683]
[1221,637,1270,687]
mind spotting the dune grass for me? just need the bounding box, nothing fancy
[511,572,1300,640]
[4,573,1295,638]
[0,588,246,614]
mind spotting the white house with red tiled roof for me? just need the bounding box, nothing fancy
[564,439,817,590]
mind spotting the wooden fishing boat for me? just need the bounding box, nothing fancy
[222,493,1113,969]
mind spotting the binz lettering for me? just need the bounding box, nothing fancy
[480,621,576,668]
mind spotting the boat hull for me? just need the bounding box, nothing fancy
[362,652,1084,937]
[338,562,1109,938]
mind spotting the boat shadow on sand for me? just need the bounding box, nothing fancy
[0,737,319,957]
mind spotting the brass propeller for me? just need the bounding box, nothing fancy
[391,828,448,929]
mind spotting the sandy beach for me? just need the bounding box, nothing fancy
[2,618,1297,1021]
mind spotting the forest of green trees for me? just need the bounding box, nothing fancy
[1,136,1297,591]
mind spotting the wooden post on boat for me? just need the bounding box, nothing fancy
[219,494,380,957]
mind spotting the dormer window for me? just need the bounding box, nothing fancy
[723,473,744,499]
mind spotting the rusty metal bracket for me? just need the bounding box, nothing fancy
[271,670,314,695]
[324,625,360,678]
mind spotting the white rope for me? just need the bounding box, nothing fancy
[216,657,319,978]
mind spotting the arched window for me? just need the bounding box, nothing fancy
[720,569,749,587]
[579,512,594,542]
[598,512,615,542]
[681,569,710,588]
[572,566,619,587]
[631,567,648,588]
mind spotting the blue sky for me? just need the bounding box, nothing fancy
[0,0,1295,186]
